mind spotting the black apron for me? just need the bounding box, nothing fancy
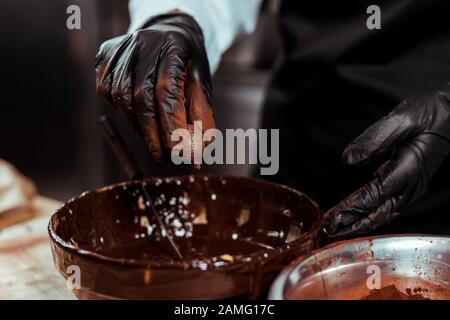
[261,0,450,235]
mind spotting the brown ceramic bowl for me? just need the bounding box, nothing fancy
[48,175,321,299]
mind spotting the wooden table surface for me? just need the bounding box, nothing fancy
[0,197,75,299]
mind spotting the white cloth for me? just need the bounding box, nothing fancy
[128,0,262,73]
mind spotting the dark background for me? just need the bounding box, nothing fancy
[0,0,281,201]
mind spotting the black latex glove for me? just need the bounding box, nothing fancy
[95,13,215,161]
[323,85,450,240]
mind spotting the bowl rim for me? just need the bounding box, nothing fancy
[268,233,450,300]
[48,175,323,270]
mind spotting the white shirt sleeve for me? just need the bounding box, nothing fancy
[128,0,262,73]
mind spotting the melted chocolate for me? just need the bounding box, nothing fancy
[109,235,274,263]
[49,175,322,299]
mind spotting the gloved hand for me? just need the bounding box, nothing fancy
[95,13,215,162]
[323,85,450,239]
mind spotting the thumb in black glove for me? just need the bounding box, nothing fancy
[95,13,215,162]
[324,85,450,239]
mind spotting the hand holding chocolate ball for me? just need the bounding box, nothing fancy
[95,13,215,162]
[324,85,450,239]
